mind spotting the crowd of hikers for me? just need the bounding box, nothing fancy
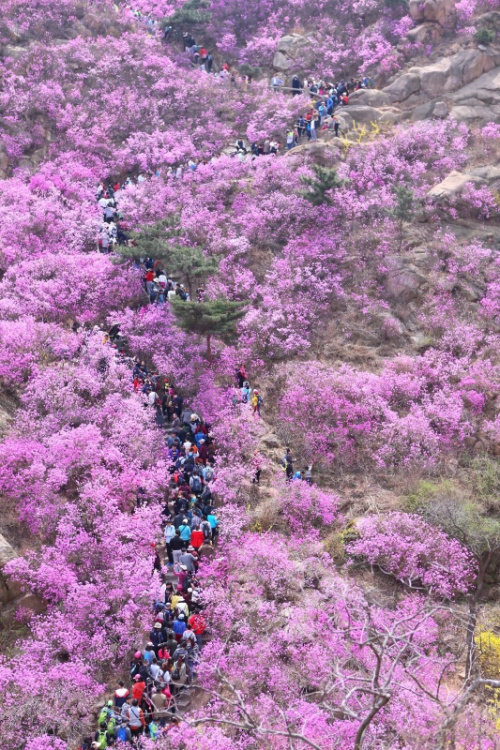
[78,319,218,748]
[79,184,273,749]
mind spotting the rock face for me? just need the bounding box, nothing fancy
[407,22,443,44]
[273,34,310,71]
[427,170,484,200]
[449,66,500,121]
[340,105,401,126]
[384,73,422,103]
[381,48,500,124]
[384,257,427,304]
[409,0,456,27]
[412,49,496,97]
[348,89,391,107]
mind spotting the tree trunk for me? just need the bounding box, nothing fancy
[206,334,212,363]
[353,696,390,750]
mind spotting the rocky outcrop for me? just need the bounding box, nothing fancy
[409,0,456,27]
[468,165,500,181]
[384,49,499,103]
[407,22,443,45]
[449,66,500,121]
[427,170,484,200]
[273,34,310,71]
[348,89,391,107]
[340,105,401,126]
[384,256,427,304]
[383,73,422,103]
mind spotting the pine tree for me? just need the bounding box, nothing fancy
[116,219,218,296]
[166,0,211,26]
[167,246,219,299]
[171,297,247,362]
[116,218,180,263]
[300,165,344,206]
[390,185,415,249]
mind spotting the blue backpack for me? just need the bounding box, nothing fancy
[117,726,128,742]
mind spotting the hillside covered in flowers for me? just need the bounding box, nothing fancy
[1,0,500,748]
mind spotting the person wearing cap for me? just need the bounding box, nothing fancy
[150,621,163,649]
[130,651,142,680]
[97,699,114,725]
[175,595,190,618]
[172,613,187,642]
[132,673,146,702]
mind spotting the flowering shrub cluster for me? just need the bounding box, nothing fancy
[346,512,477,598]
[0,0,497,748]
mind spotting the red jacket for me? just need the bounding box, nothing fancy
[132,681,146,702]
[191,530,204,549]
[188,613,207,635]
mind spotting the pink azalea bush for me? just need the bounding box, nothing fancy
[0,1,497,748]
[346,512,477,598]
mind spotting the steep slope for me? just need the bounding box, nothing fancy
[0,1,499,749]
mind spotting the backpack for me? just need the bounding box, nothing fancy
[149,721,160,739]
[95,731,108,750]
[191,476,201,494]
[98,707,109,725]
[116,727,128,742]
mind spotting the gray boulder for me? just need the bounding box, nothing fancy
[427,170,485,200]
[383,73,421,103]
[348,89,391,107]
[407,22,443,44]
[384,257,427,304]
[433,100,449,118]
[409,49,496,98]
[273,34,310,71]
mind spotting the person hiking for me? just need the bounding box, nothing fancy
[132,673,146,703]
[178,518,192,547]
[114,681,129,708]
[164,520,176,565]
[271,74,283,93]
[127,699,145,739]
[188,611,207,651]
[283,448,294,481]
[251,389,262,416]
[170,529,184,565]
[179,548,198,573]
[291,74,303,96]
[94,722,109,750]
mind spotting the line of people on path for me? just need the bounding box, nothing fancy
[235,363,263,419]
[78,326,219,749]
